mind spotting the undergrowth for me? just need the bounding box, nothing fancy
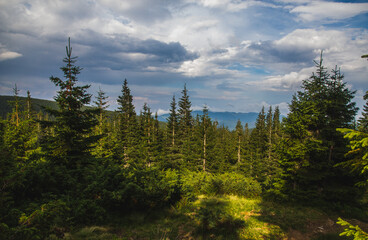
[53,194,366,240]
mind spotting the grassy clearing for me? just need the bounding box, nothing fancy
[59,195,364,240]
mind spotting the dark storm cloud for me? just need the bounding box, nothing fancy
[244,41,315,64]
[131,39,199,63]
[75,31,198,72]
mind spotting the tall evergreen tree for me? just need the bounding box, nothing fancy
[92,87,112,159]
[178,84,193,136]
[235,120,244,163]
[117,79,137,162]
[251,107,268,158]
[177,84,193,163]
[139,103,154,167]
[276,53,359,202]
[94,87,109,134]
[10,84,20,127]
[167,95,178,147]
[358,91,368,132]
[266,106,273,161]
[42,38,99,168]
[272,106,281,140]
[201,105,211,171]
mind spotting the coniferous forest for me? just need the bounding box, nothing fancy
[1,39,368,239]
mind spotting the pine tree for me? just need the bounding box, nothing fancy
[277,53,359,202]
[177,84,193,162]
[178,84,193,136]
[117,79,137,162]
[358,91,368,132]
[201,105,211,171]
[266,106,273,161]
[251,107,268,158]
[26,90,32,120]
[139,103,154,167]
[164,95,182,170]
[167,95,178,147]
[94,87,109,135]
[272,106,281,140]
[92,87,112,159]
[235,120,243,163]
[42,37,99,168]
[10,84,20,127]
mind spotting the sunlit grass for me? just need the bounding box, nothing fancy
[62,195,357,239]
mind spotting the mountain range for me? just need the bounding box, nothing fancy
[1,95,259,129]
[158,110,259,129]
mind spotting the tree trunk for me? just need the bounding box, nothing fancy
[238,136,241,163]
[203,132,206,172]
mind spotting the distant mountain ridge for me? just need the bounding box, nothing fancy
[158,110,259,129]
[1,95,259,129]
[0,95,58,119]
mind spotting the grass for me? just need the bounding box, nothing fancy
[56,195,363,240]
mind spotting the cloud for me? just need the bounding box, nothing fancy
[290,1,368,22]
[0,0,367,117]
[0,43,22,61]
[0,51,22,61]
[248,67,313,91]
[157,108,170,116]
[187,0,278,12]
[68,30,199,75]
[97,0,173,24]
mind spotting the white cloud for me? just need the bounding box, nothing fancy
[187,0,278,12]
[290,1,368,22]
[275,29,348,51]
[249,67,313,91]
[0,51,22,61]
[157,108,170,116]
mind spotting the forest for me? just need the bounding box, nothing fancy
[1,39,368,240]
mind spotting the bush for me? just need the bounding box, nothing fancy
[193,197,245,238]
[17,199,70,239]
[181,171,261,199]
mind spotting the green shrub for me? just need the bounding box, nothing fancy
[71,198,106,225]
[17,199,70,239]
[193,197,245,238]
[181,171,261,199]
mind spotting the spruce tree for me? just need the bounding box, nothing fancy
[272,106,281,140]
[251,107,268,158]
[178,84,193,136]
[10,84,20,127]
[117,79,137,162]
[277,53,359,202]
[42,38,99,168]
[235,120,243,163]
[92,87,112,158]
[201,105,211,171]
[167,95,178,147]
[358,91,368,132]
[266,106,273,161]
[177,84,193,162]
[94,87,109,134]
[165,95,182,169]
[139,103,154,167]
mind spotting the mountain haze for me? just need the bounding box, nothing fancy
[1,95,259,129]
[158,110,259,129]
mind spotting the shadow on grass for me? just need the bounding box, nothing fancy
[254,198,353,240]
[193,197,247,240]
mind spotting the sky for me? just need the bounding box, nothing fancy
[0,0,368,117]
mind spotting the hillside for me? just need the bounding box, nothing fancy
[1,95,259,129]
[0,95,58,119]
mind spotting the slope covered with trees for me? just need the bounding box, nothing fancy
[0,39,367,239]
